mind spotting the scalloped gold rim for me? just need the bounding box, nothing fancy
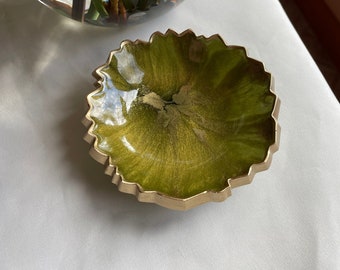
[82,29,281,211]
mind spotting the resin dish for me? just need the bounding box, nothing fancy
[83,29,280,210]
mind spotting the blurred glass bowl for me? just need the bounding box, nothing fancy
[38,0,182,26]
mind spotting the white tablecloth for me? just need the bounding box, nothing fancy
[1,0,340,269]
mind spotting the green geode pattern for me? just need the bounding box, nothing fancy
[87,30,276,199]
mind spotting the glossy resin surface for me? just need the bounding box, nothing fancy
[85,30,279,209]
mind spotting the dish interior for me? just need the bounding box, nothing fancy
[87,30,276,199]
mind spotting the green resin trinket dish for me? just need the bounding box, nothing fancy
[83,29,280,210]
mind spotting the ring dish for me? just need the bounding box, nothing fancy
[83,29,280,210]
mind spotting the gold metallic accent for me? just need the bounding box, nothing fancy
[83,29,281,211]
